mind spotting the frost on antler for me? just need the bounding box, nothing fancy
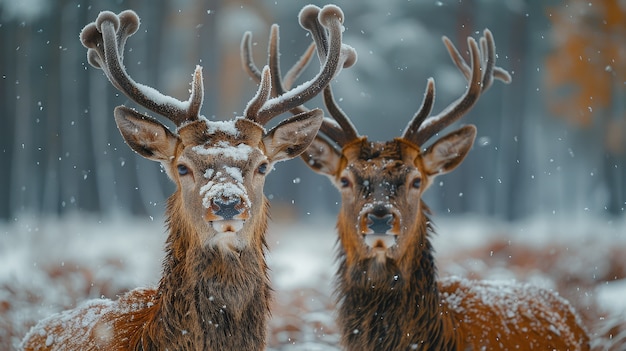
[80,10,202,125]
[406,29,511,146]
[241,4,357,124]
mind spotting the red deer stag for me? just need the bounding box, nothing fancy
[21,6,354,351]
[245,15,590,350]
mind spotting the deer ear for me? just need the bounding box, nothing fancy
[301,136,342,177]
[114,106,179,162]
[422,125,476,176]
[262,109,323,163]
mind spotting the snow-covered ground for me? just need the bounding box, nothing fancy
[1,213,625,350]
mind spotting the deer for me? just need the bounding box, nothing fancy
[21,5,356,351]
[243,14,591,350]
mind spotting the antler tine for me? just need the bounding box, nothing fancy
[410,37,482,146]
[482,29,513,85]
[243,66,272,120]
[401,78,436,143]
[404,29,511,146]
[241,21,319,117]
[241,31,263,82]
[298,6,330,64]
[253,5,354,125]
[279,42,317,91]
[299,5,360,146]
[80,10,203,126]
[319,86,359,146]
[267,24,314,97]
[442,36,472,81]
[241,27,316,90]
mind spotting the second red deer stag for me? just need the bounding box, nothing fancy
[21,6,355,351]
[244,14,591,350]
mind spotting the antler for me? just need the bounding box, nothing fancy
[403,29,512,146]
[241,26,314,117]
[241,4,357,125]
[80,10,203,126]
[299,28,511,149]
[296,6,360,147]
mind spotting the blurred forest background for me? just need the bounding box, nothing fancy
[1,0,625,222]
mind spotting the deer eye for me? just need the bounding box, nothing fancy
[339,177,351,188]
[257,162,269,175]
[177,164,190,176]
[411,178,421,189]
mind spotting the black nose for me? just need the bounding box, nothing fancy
[213,198,241,220]
[367,213,394,234]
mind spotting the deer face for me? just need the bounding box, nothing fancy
[174,118,267,252]
[336,140,422,257]
[115,107,322,254]
[305,125,476,264]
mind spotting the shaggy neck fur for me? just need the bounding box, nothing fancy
[136,191,271,350]
[335,204,459,351]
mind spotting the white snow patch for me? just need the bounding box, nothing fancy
[595,279,626,313]
[199,180,250,209]
[192,141,255,162]
[204,168,214,179]
[201,117,240,136]
[144,83,188,110]
[223,166,244,183]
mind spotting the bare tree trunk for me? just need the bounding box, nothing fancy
[0,11,17,218]
[10,24,37,216]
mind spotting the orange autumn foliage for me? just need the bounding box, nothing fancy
[546,0,626,128]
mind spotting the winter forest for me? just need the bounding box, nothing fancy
[1,0,626,350]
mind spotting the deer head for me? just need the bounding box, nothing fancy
[298,26,511,271]
[79,8,352,255]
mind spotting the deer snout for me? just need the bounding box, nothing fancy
[214,198,241,220]
[358,203,400,235]
[358,204,400,250]
[366,213,394,234]
[205,197,250,221]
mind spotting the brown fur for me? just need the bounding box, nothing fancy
[21,179,272,351]
[306,137,591,351]
[22,81,322,351]
[297,24,589,348]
